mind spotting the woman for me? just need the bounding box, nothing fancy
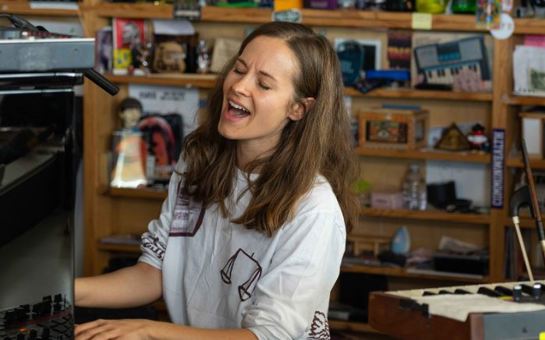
[75,21,358,340]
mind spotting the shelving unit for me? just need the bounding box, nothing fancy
[105,73,217,88]
[0,1,80,17]
[10,0,544,335]
[341,263,487,283]
[77,1,524,281]
[355,146,491,162]
[360,207,491,224]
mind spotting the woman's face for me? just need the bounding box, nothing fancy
[218,36,302,161]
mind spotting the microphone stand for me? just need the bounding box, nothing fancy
[84,68,119,96]
[511,185,535,282]
[510,139,545,283]
[521,139,545,266]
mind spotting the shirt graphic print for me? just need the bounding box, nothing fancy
[220,248,262,301]
[170,190,205,237]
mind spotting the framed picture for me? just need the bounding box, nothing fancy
[334,38,382,86]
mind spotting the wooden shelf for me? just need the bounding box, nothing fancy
[344,87,492,101]
[361,207,491,224]
[105,74,493,102]
[302,10,484,31]
[341,263,487,283]
[503,94,545,106]
[203,7,484,31]
[504,216,540,229]
[91,4,485,31]
[92,2,173,19]
[109,187,167,200]
[506,156,545,169]
[355,147,491,163]
[110,74,483,100]
[97,242,488,282]
[514,18,545,35]
[329,320,379,334]
[106,73,217,89]
[0,1,79,16]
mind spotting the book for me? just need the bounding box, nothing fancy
[95,26,113,74]
[112,18,148,75]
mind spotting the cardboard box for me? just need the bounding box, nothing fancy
[359,107,429,149]
[370,191,404,209]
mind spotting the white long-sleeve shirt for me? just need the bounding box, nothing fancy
[139,160,346,339]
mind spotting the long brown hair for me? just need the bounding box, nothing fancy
[182,22,358,236]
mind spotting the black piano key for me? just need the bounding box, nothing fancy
[477,287,501,297]
[520,284,534,296]
[422,291,435,296]
[494,286,513,296]
[454,289,471,294]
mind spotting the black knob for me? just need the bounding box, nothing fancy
[532,283,542,300]
[513,285,522,302]
[41,327,50,340]
[4,310,17,326]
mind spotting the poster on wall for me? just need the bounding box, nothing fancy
[128,84,200,136]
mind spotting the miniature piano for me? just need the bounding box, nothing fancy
[413,36,491,87]
[369,280,545,340]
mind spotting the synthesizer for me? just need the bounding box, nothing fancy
[369,280,545,340]
[0,28,94,73]
[414,36,491,87]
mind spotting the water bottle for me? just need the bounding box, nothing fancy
[402,163,427,211]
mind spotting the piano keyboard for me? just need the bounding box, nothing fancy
[370,281,545,339]
[424,62,482,85]
[390,280,545,302]
[414,36,491,87]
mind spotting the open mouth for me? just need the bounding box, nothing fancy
[228,100,251,117]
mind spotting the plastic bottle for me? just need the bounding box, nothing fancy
[402,163,427,211]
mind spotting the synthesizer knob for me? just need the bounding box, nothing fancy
[28,330,37,340]
[532,283,542,300]
[513,285,522,302]
[41,327,50,340]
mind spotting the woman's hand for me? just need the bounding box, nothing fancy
[75,319,157,340]
[75,319,259,340]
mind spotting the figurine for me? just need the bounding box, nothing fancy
[153,41,186,73]
[118,97,143,130]
[467,123,490,151]
[435,122,470,151]
[131,42,152,75]
[196,39,210,74]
